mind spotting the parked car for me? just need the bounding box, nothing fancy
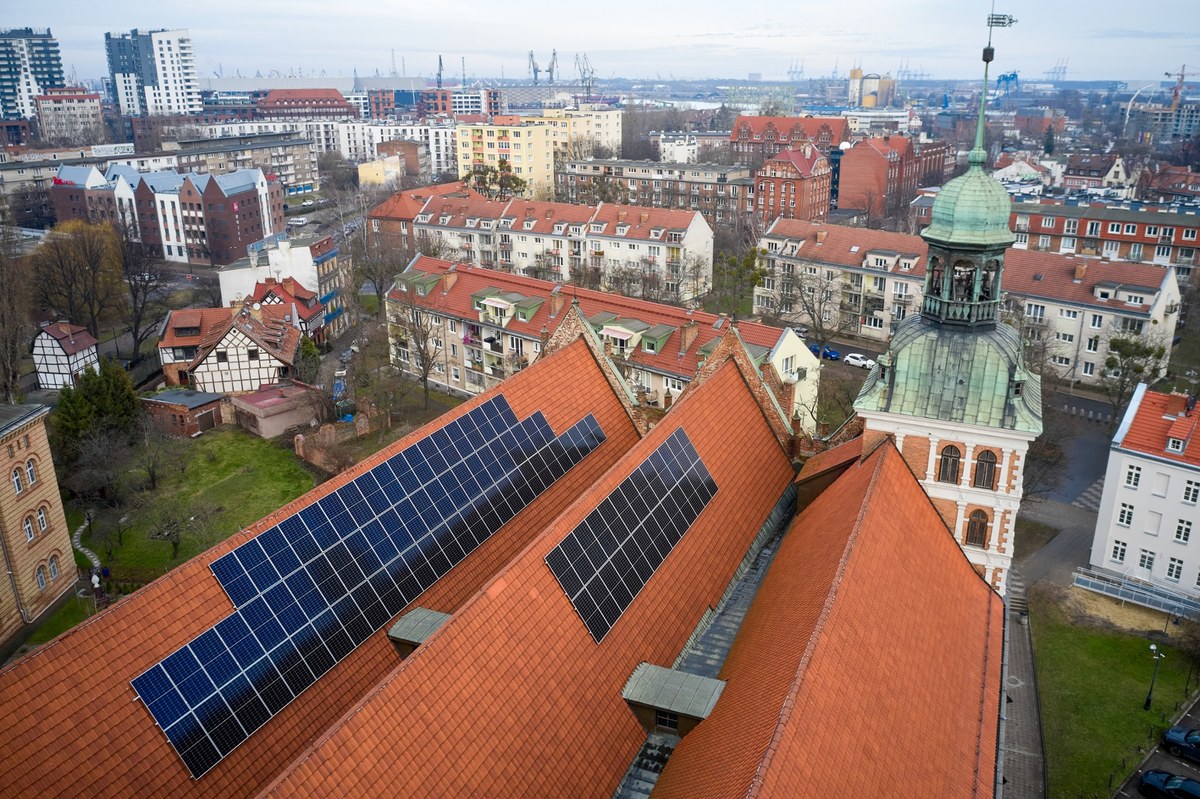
[334,368,347,379]
[1163,727,1200,764]
[339,349,354,364]
[790,325,809,337]
[1139,770,1200,798]
[845,353,876,369]
[287,217,308,228]
[301,199,315,207]
[808,343,841,361]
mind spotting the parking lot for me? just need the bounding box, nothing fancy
[1114,697,1200,798]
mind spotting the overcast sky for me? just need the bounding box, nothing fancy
[32,0,1200,86]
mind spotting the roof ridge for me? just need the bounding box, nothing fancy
[745,445,887,798]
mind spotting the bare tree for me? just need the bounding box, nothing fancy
[1023,407,1080,499]
[116,222,169,358]
[387,278,447,409]
[774,263,857,352]
[149,502,223,560]
[132,415,186,492]
[33,221,126,338]
[1097,329,1169,421]
[0,227,31,402]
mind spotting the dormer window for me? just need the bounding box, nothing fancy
[466,218,478,228]
[617,224,630,236]
[439,215,451,225]
[650,228,664,239]
[590,223,604,233]
[523,219,536,230]
[643,339,657,354]
[1169,438,1185,453]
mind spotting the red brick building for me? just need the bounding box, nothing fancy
[837,136,903,220]
[754,143,831,225]
[367,89,395,120]
[140,389,224,436]
[729,115,851,168]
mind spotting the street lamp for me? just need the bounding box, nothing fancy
[1144,643,1165,710]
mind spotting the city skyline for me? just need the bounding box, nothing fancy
[27,0,1200,88]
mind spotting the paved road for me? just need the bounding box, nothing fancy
[1018,500,1098,587]
[1113,696,1200,799]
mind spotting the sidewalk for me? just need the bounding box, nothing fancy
[1003,568,1047,799]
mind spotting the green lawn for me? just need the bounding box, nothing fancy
[1032,589,1196,798]
[79,428,319,575]
[27,594,94,645]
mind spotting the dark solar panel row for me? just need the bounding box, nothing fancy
[545,426,717,643]
[132,396,605,778]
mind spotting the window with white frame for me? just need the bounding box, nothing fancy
[1051,355,1071,366]
[1108,223,1121,234]
[1056,332,1075,343]
[23,516,34,541]
[1168,557,1184,581]
[1177,519,1192,543]
[1059,309,1079,319]
[1090,314,1103,329]
[1126,465,1142,487]
[1168,438,1184,453]
[1083,361,1096,376]
[11,468,21,494]
[1186,480,1200,504]
[1112,539,1127,563]
[1086,336,1099,353]
[1139,549,1155,570]
[37,507,46,531]
[1118,503,1134,526]
[665,376,684,393]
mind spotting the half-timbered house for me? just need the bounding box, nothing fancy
[31,323,98,390]
[187,307,301,395]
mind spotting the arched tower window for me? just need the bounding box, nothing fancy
[966,510,990,548]
[25,458,37,486]
[36,566,48,591]
[11,468,22,494]
[952,259,975,301]
[927,257,943,297]
[973,450,998,489]
[937,445,961,483]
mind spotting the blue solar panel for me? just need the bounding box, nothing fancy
[132,395,606,778]
[546,427,717,643]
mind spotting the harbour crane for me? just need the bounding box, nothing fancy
[437,55,443,89]
[547,50,558,84]
[529,51,540,85]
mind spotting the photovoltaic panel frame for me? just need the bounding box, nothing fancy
[132,395,605,777]
[545,426,717,643]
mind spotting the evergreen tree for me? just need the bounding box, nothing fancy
[294,336,322,384]
[52,357,139,466]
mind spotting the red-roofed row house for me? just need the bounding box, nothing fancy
[0,303,1007,797]
[387,255,821,431]
[753,218,1182,386]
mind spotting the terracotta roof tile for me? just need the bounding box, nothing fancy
[37,322,97,354]
[367,182,473,222]
[795,435,863,482]
[1003,248,1170,311]
[0,336,641,798]
[262,359,796,796]
[654,442,1004,798]
[158,308,236,349]
[1120,388,1200,467]
[765,219,928,276]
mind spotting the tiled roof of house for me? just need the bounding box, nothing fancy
[37,322,97,355]
[249,278,323,323]
[764,218,929,276]
[591,202,700,236]
[1011,201,1200,228]
[261,357,797,797]
[142,389,224,409]
[795,435,863,482]
[368,182,473,223]
[158,308,236,349]
[500,199,596,235]
[259,89,354,107]
[764,145,829,177]
[418,193,513,227]
[0,336,644,798]
[653,440,1004,798]
[731,116,851,145]
[1002,249,1168,312]
[189,308,303,370]
[1066,153,1117,175]
[392,256,788,379]
[1117,386,1200,469]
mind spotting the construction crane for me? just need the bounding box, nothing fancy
[437,55,443,89]
[529,51,540,85]
[995,71,1019,96]
[575,52,595,101]
[1167,64,1197,112]
[546,50,559,84]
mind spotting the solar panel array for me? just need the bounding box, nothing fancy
[546,427,717,643]
[131,395,605,778]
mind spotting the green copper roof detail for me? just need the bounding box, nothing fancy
[854,316,1042,435]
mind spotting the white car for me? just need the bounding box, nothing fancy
[845,353,876,369]
[301,199,315,207]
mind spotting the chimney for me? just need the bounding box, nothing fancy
[550,291,565,317]
[1073,262,1087,283]
[290,302,301,329]
[618,211,627,222]
[640,212,649,223]
[678,321,699,353]
[442,266,458,293]
[815,229,827,243]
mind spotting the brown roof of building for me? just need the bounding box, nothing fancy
[764,145,829,177]
[654,441,1004,798]
[37,322,97,355]
[368,182,473,223]
[764,219,929,276]
[1002,248,1168,312]
[1066,153,1118,175]
[795,435,863,482]
[1120,388,1200,468]
[590,202,700,236]
[731,116,851,145]
[157,308,236,349]
[188,308,303,370]
[392,256,788,379]
[261,357,797,796]
[259,89,354,107]
[0,336,644,798]
[249,279,323,323]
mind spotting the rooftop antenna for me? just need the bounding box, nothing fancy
[973,3,1017,163]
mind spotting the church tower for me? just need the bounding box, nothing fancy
[854,29,1041,596]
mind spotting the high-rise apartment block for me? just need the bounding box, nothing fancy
[0,28,64,121]
[105,28,201,117]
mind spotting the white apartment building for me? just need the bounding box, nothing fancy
[105,29,201,116]
[1089,385,1200,598]
[754,219,1182,387]
[538,105,623,156]
[413,194,714,302]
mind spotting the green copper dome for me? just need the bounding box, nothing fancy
[922,147,1014,248]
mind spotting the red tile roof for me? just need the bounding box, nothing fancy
[764,218,929,276]
[795,435,863,482]
[259,89,354,107]
[188,308,303,370]
[765,145,828,177]
[368,182,475,223]
[1120,388,1200,468]
[654,441,1004,798]
[500,199,599,235]
[731,116,851,146]
[157,308,236,349]
[1003,248,1169,312]
[37,322,97,355]
[0,336,643,798]
[393,256,788,379]
[591,202,701,237]
[261,358,797,797]
[250,278,323,323]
